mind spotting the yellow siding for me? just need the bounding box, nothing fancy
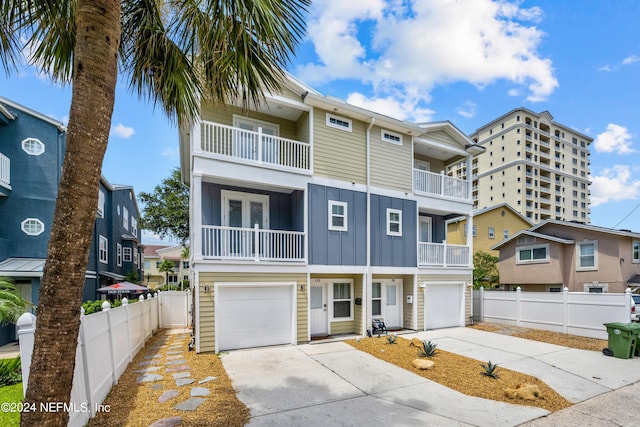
[330,320,356,335]
[353,276,363,335]
[418,273,472,330]
[312,108,367,183]
[197,272,308,352]
[402,277,414,329]
[370,126,413,192]
[414,154,446,172]
[426,130,464,150]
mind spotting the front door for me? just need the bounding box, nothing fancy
[310,283,328,336]
[372,280,402,329]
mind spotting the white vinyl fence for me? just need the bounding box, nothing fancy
[473,287,633,340]
[18,291,190,427]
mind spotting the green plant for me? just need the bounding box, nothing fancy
[0,357,21,387]
[417,340,438,358]
[0,382,22,426]
[386,334,397,344]
[480,360,499,378]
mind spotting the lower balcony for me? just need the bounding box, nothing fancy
[201,225,305,262]
[418,242,470,267]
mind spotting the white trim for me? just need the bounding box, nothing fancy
[328,200,348,231]
[99,235,108,264]
[421,281,466,330]
[386,208,402,236]
[633,240,640,263]
[577,240,598,271]
[314,278,354,322]
[122,207,129,230]
[221,189,270,228]
[516,244,549,264]
[583,282,608,293]
[116,243,122,267]
[381,129,402,146]
[232,114,280,136]
[213,281,296,353]
[326,113,352,132]
[21,218,45,236]
[21,137,45,156]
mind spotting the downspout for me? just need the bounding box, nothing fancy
[365,117,375,335]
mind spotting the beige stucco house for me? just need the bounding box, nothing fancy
[491,220,640,293]
[143,244,190,289]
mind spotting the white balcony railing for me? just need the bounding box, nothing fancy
[200,121,311,173]
[418,242,470,267]
[0,153,10,187]
[201,225,305,262]
[413,169,470,201]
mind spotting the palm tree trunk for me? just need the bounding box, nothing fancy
[21,1,121,426]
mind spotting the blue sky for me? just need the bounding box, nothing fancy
[2,0,640,244]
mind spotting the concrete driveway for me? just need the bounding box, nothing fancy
[221,327,640,426]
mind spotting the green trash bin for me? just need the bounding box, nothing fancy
[629,323,640,357]
[604,322,636,359]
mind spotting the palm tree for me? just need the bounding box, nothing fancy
[0,278,32,325]
[2,2,309,425]
[157,259,175,289]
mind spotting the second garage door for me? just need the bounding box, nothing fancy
[217,284,294,351]
[424,283,464,329]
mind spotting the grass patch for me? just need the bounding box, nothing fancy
[0,383,23,427]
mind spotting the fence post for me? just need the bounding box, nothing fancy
[480,287,485,323]
[516,287,522,326]
[122,298,133,362]
[103,301,119,386]
[78,308,94,417]
[140,295,146,345]
[158,291,164,329]
[17,312,36,397]
[563,287,569,334]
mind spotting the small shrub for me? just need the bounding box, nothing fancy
[480,360,499,378]
[386,334,397,344]
[417,340,438,358]
[0,357,21,387]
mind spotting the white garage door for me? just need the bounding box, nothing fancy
[424,283,464,329]
[217,285,293,351]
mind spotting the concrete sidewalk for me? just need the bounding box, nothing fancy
[221,327,640,427]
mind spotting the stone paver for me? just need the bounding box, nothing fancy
[190,387,210,397]
[174,397,205,411]
[166,355,183,360]
[166,351,182,355]
[175,378,195,386]
[145,355,163,359]
[166,359,187,365]
[172,372,191,379]
[136,373,163,383]
[158,390,179,403]
[165,365,189,372]
[147,416,182,427]
[135,367,162,373]
[198,376,217,384]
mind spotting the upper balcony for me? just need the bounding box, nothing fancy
[0,152,10,190]
[198,121,311,175]
[413,169,470,201]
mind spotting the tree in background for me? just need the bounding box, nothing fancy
[1,1,309,425]
[0,278,32,325]
[473,251,500,289]
[139,168,189,243]
[157,260,175,289]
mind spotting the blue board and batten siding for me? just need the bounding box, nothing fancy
[370,195,417,267]
[308,184,367,266]
[201,182,304,230]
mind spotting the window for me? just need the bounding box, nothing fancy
[326,113,352,132]
[577,241,597,270]
[131,217,138,236]
[372,283,381,316]
[503,229,509,239]
[328,201,348,231]
[633,241,640,263]
[123,247,132,262]
[331,282,353,320]
[381,129,402,145]
[517,244,549,263]
[386,208,402,236]
[488,227,495,239]
[472,225,477,237]
[116,243,122,267]
[133,247,138,265]
[122,207,129,230]
[144,260,151,270]
[97,190,105,218]
[584,283,608,293]
[21,138,45,155]
[21,218,45,236]
[99,236,108,264]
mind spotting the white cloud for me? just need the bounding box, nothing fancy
[456,101,476,119]
[162,146,179,158]
[598,64,613,72]
[591,165,640,206]
[622,55,640,65]
[346,91,435,122]
[111,123,135,139]
[593,124,635,154]
[296,0,557,118]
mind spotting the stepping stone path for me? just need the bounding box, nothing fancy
[132,332,219,427]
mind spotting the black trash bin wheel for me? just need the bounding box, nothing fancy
[602,347,614,357]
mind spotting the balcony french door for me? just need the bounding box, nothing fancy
[221,190,269,257]
[232,116,280,163]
